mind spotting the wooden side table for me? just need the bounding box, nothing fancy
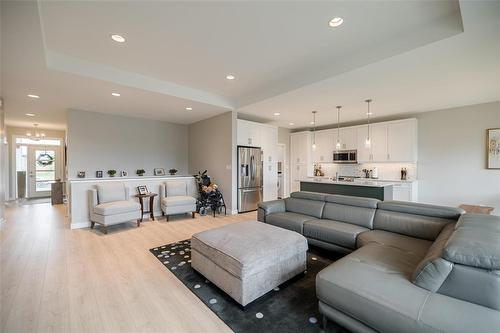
[459,204,494,215]
[135,193,158,222]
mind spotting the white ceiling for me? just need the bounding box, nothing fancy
[1,1,498,130]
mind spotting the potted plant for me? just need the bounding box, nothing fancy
[107,169,117,177]
[136,169,145,176]
[169,168,178,176]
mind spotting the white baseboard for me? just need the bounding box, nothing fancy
[71,221,90,229]
[230,209,239,215]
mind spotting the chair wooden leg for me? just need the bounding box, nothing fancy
[102,225,108,234]
[321,315,327,330]
[192,212,195,218]
[137,219,141,227]
[90,221,95,229]
[162,211,165,216]
[166,215,169,222]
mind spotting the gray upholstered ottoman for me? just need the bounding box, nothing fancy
[191,220,308,306]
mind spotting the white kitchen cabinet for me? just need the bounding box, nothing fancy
[290,131,311,165]
[370,123,388,162]
[261,126,278,201]
[391,181,418,202]
[356,126,372,162]
[312,129,334,163]
[337,127,357,150]
[387,119,417,162]
[237,120,261,147]
[291,164,308,192]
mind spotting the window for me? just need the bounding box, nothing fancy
[15,138,61,146]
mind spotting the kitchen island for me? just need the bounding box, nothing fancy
[300,178,394,201]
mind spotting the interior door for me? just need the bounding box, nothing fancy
[27,146,60,198]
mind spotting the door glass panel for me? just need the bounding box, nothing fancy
[35,150,55,192]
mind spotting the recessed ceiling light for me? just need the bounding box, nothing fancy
[111,92,121,97]
[226,74,235,80]
[26,113,36,117]
[185,107,193,111]
[27,94,40,99]
[111,34,126,43]
[289,122,295,126]
[273,112,280,116]
[329,17,344,27]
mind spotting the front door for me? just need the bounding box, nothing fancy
[27,146,60,198]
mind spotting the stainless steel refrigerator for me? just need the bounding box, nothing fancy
[237,146,263,212]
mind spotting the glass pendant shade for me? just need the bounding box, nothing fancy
[311,111,317,150]
[364,99,372,148]
[335,106,342,151]
[365,137,371,148]
[335,140,341,150]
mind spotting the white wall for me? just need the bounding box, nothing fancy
[417,101,500,212]
[188,111,236,212]
[67,110,188,179]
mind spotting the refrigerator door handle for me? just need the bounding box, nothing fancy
[250,155,255,181]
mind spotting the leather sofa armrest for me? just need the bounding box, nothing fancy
[88,188,98,213]
[257,199,285,222]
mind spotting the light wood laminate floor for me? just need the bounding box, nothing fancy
[1,202,257,332]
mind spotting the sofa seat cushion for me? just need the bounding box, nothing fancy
[357,230,432,259]
[266,212,317,233]
[162,196,197,207]
[191,221,308,279]
[94,200,141,216]
[303,219,369,249]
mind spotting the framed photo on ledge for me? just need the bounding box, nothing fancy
[487,128,500,169]
[154,168,166,176]
[137,186,148,195]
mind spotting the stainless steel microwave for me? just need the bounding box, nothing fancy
[333,150,357,164]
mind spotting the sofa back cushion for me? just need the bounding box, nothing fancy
[374,201,463,240]
[322,195,378,229]
[285,192,325,218]
[96,182,126,203]
[166,180,187,197]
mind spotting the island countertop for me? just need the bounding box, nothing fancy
[300,178,395,188]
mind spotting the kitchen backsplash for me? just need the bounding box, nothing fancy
[318,163,417,181]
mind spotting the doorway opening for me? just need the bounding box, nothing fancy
[13,136,62,200]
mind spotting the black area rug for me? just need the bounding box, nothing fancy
[150,240,350,333]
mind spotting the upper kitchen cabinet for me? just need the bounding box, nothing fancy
[312,129,334,163]
[337,127,357,150]
[387,119,417,162]
[237,119,261,147]
[291,131,312,165]
[370,123,389,162]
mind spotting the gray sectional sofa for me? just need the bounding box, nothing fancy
[258,191,500,333]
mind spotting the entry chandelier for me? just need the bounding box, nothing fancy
[26,123,45,140]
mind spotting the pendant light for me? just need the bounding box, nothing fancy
[311,111,317,150]
[335,106,342,150]
[365,99,372,148]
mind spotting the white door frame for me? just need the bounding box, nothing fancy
[27,145,62,198]
[10,135,63,199]
[277,143,289,198]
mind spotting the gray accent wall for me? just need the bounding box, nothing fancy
[188,111,236,212]
[417,101,500,212]
[66,109,188,179]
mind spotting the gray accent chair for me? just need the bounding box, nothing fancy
[258,192,500,332]
[159,178,198,221]
[88,182,142,234]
